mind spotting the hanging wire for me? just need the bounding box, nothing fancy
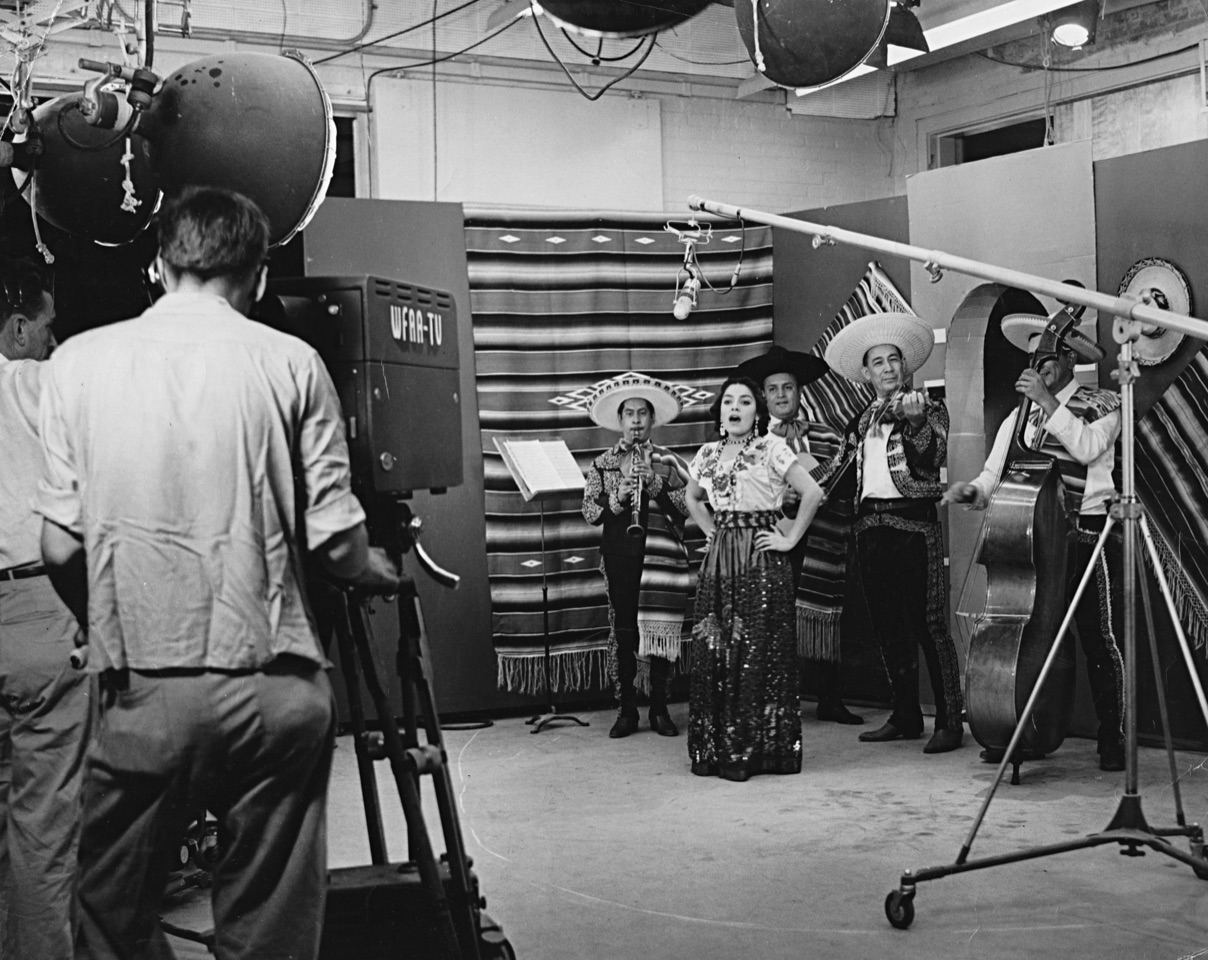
[559,29,646,64]
[362,16,524,90]
[529,5,656,102]
[313,0,484,66]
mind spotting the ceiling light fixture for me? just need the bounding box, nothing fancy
[1050,0,1100,48]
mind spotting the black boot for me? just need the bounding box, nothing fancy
[815,661,864,724]
[609,709,639,738]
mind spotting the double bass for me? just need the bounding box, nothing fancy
[963,314,1088,771]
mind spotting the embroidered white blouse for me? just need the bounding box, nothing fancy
[689,435,798,512]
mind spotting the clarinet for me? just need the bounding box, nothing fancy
[627,445,647,538]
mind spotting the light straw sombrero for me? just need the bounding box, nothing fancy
[1001,308,1103,361]
[824,312,935,383]
[585,371,684,432]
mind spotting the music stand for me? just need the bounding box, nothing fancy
[494,437,590,734]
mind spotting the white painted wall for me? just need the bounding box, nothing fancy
[365,75,896,215]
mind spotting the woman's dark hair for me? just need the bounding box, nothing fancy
[155,186,270,282]
[708,375,769,437]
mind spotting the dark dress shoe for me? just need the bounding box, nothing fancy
[858,721,921,743]
[979,746,1045,764]
[816,701,865,725]
[1099,750,1126,772]
[649,713,679,737]
[608,713,639,739]
[923,728,964,754]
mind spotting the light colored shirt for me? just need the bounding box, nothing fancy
[35,291,366,672]
[689,434,797,512]
[0,354,45,568]
[860,422,903,500]
[969,380,1120,516]
[768,416,811,454]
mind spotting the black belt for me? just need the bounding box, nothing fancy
[859,497,922,516]
[0,563,47,581]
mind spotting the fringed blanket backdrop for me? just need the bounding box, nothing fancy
[793,262,911,660]
[1135,347,1208,650]
[467,217,775,695]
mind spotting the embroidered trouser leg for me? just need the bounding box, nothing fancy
[1071,516,1125,757]
[0,576,91,960]
[857,512,964,733]
[75,659,335,960]
[602,553,669,713]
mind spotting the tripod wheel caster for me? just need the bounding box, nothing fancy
[885,890,915,929]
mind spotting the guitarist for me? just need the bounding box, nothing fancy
[944,310,1124,772]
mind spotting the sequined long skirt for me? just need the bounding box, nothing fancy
[688,510,802,780]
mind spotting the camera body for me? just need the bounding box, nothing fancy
[266,275,463,537]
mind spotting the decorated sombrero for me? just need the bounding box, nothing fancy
[735,344,830,387]
[584,371,684,432]
[1117,257,1193,366]
[1001,308,1103,361]
[824,311,934,383]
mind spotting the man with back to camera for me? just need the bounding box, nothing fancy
[944,309,1125,772]
[815,313,965,755]
[36,186,400,959]
[0,260,91,959]
[736,345,863,725]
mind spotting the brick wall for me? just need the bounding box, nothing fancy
[659,95,896,214]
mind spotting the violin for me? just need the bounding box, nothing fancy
[963,316,1081,766]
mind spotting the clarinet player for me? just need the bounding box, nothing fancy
[581,373,693,739]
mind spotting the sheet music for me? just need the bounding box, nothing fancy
[495,438,585,500]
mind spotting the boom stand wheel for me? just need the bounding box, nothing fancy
[883,334,1208,928]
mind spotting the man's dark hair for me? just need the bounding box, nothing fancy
[0,259,51,331]
[617,397,655,421]
[708,375,770,437]
[155,186,270,282]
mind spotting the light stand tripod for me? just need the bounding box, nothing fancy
[526,495,590,734]
[883,329,1208,929]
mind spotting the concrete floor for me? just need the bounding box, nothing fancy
[164,702,1208,959]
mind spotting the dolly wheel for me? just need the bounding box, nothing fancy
[885,890,915,929]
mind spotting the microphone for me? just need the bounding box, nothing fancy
[673,274,700,320]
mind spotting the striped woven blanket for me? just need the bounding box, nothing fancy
[467,216,776,695]
[1135,347,1208,650]
[794,262,912,659]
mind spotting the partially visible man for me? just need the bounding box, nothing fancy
[736,345,862,725]
[36,187,399,960]
[944,309,1124,772]
[817,313,965,755]
[0,261,89,960]
[582,373,692,738]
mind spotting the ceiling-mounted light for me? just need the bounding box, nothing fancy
[1050,0,1100,48]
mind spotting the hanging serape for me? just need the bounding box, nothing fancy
[794,261,913,659]
[1135,346,1208,650]
[467,216,775,695]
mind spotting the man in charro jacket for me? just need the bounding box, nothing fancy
[581,373,692,739]
[945,310,1124,772]
[817,313,965,755]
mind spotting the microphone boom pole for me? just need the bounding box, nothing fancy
[687,194,1208,334]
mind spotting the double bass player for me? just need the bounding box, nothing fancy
[945,309,1125,772]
